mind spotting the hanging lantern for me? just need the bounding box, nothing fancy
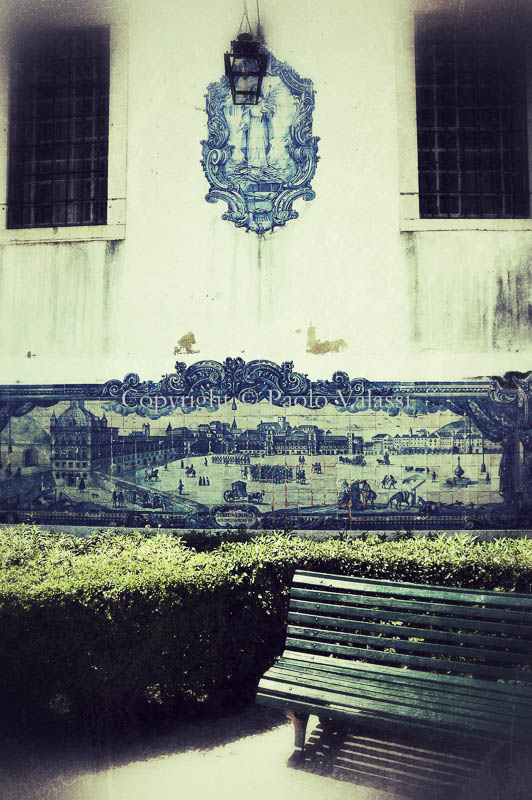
[224,32,267,105]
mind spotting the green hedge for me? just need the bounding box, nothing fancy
[1,526,531,734]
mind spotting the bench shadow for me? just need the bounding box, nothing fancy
[289,721,492,800]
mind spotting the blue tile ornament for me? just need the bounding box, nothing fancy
[0,360,531,531]
[201,49,319,233]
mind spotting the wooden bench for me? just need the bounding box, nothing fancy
[256,570,532,754]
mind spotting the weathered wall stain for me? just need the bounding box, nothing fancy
[0,240,123,359]
[493,267,532,350]
[402,231,421,344]
[174,332,199,355]
[103,240,123,356]
[406,233,532,352]
[306,324,347,355]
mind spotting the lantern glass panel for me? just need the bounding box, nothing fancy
[235,74,259,92]
[232,56,260,76]
[234,91,257,105]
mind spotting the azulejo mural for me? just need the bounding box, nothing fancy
[0,359,531,531]
[201,49,319,234]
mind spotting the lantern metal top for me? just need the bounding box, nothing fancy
[231,32,259,54]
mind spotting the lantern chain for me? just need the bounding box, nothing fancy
[238,1,253,35]
[238,0,263,40]
[255,0,264,42]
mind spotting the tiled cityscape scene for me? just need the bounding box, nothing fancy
[0,395,504,529]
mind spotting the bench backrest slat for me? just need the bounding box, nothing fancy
[287,610,532,655]
[285,637,528,681]
[287,623,530,670]
[286,571,532,683]
[293,571,532,611]
[282,649,532,699]
[290,587,532,625]
[290,597,532,639]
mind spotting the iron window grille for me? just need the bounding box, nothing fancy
[415,14,530,219]
[7,26,110,229]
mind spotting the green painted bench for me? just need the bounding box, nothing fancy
[256,570,532,754]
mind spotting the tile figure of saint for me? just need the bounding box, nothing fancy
[239,87,277,169]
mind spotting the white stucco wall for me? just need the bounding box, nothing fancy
[0,0,530,385]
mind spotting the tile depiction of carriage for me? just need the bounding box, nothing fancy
[223,480,265,504]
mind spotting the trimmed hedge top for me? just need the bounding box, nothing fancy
[2,526,532,595]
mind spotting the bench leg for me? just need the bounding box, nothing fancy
[285,710,310,751]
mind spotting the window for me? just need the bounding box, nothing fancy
[415,13,530,219]
[8,27,110,229]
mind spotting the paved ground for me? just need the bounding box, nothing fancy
[0,706,523,800]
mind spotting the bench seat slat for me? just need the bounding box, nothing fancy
[264,663,532,722]
[287,624,532,668]
[289,598,532,639]
[259,678,508,732]
[257,678,532,738]
[287,610,532,654]
[261,672,532,733]
[290,588,532,625]
[272,658,532,713]
[285,636,529,681]
[293,572,532,610]
[256,693,518,744]
[281,650,532,699]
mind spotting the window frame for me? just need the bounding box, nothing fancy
[397,4,532,232]
[0,21,126,244]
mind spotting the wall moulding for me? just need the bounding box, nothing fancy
[0,358,531,531]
